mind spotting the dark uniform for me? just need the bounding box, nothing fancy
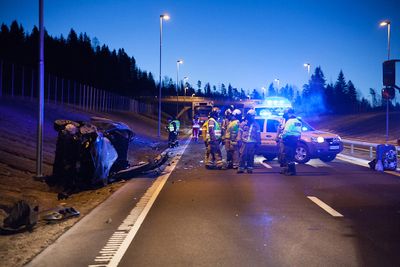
[280,114,302,175]
[204,108,224,169]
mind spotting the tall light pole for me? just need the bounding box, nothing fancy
[36,0,44,179]
[183,76,189,99]
[303,63,311,77]
[158,14,170,138]
[261,86,266,99]
[380,20,391,143]
[176,59,183,117]
[274,78,280,88]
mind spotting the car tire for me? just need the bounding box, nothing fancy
[319,154,336,162]
[295,143,310,164]
[263,155,276,161]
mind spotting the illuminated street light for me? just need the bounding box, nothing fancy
[379,19,391,143]
[303,63,311,76]
[158,13,170,138]
[183,76,189,99]
[261,86,266,99]
[176,59,183,116]
[274,78,280,88]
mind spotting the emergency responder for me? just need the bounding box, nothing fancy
[221,108,232,139]
[166,117,179,148]
[224,109,242,169]
[280,108,302,175]
[237,109,261,173]
[192,115,201,142]
[204,107,224,169]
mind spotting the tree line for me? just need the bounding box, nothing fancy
[0,21,393,115]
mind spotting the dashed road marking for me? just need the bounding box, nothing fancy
[260,161,272,169]
[307,196,343,217]
[89,138,191,267]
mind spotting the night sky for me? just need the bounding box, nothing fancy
[1,0,400,99]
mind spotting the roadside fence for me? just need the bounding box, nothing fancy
[0,59,157,115]
[342,139,400,159]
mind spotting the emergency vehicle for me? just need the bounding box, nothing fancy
[192,101,213,125]
[254,97,343,163]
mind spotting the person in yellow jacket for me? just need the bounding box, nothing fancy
[224,109,242,169]
[236,109,261,173]
[204,107,224,169]
[166,117,179,148]
[280,108,302,175]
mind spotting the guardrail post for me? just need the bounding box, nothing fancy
[350,144,354,154]
[369,146,373,159]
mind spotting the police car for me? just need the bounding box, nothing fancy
[255,114,343,164]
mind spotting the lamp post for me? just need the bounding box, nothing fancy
[261,86,266,99]
[380,20,391,143]
[183,76,189,100]
[274,78,280,88]
[176,59,183,117]
[303,63,311,77]
[158,14,170,139]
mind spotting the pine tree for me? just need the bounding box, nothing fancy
[334,70,347,113]
[346,80,358,113]
[267,83,276,96]
[228,84,233,99]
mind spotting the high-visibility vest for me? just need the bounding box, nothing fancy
[225,120,239,141]
[205,118,221,141]
[192,119,200,129]
[168,121,177,132]
[173,120,180,131]
[282,118,302,138]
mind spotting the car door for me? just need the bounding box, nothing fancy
[264,118,280,146]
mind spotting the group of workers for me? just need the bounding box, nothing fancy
[168,106,302,175]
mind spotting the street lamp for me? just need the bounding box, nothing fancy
[274,78,280,88]
[261,86,266,99]
[176,59,183,117]
[158,14,170,138]
[303,63,311,76]
[380,19,391,143]
[183,76,189,99]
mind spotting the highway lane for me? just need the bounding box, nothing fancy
[117,141,400,267]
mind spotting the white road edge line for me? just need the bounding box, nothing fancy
[337,154,400,177]
[97,138,191,267]
[307,196,344,217]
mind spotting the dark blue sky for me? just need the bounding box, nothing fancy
[1,0,400,99]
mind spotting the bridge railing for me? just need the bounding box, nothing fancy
[342,139,400,159]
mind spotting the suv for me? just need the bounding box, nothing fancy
[255,116,343,164]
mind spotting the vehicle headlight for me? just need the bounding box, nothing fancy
[311,136,325,143]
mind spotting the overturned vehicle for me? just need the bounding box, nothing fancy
[49,117,166,196]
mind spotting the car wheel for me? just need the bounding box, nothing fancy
[295,143,310,164]
[263,155,276,161]
[319,154,336,162]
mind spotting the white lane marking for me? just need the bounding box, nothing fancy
[307,159,329,168]
[260,161,272,169]
[307,196,343,217]
[337,154,400,176]
[89,138,191,267]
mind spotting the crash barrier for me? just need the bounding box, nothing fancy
[0,59,156,115]
[342,139,400,159]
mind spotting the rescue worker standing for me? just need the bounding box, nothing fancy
[204,107,224,169]
[280,108,302,175]
[237,109,261,173]
[192,115,200,142]
[166,117,179,148]
[224,109,242,169]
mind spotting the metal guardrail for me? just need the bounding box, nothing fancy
[342,138,400,159]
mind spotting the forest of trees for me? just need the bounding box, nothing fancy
[0,21,396,115]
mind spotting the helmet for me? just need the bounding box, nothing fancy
[224,108,232,116]
[209,107,220,119]
[247,109,256,116]
[232,109,242,119]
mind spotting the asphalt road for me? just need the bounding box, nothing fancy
[29,139,400,267]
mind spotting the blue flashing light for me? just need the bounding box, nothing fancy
[260,109,272,117]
